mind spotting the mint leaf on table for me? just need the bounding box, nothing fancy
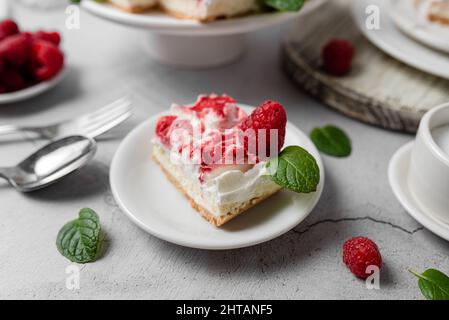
[266,145,320,193]
[56,208,102,264]
[263,0,306,11]
[410,269,449,300]
[310,125,351,157]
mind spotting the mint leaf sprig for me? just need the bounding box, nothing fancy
[410,269,449,300]
[310,125,352,158]
[263,0,306,12]
[56,208,102,264]
[266,145,320,193]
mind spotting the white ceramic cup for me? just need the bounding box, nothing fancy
[408,103,449,224]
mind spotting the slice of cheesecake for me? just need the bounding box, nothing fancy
[109,0,157,13]
[427,0,449,25]
[152,94,285,227]
[158,0,258,22]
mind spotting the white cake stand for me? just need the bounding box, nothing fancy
[82,0,327,68]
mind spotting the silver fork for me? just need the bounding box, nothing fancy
[0,97,132,140]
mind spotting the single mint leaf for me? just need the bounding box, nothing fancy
[310,125,351,157]
[266,146,320,193]
[56,208,101,264]
[264,0,305,11]
[410,269,449,300]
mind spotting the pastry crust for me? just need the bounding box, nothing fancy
[152,148,281,227]
[161,6,252,22]
[110,2,155,13]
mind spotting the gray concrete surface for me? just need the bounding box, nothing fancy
[0,2,448,300]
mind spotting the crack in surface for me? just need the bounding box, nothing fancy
[293,216,424,236]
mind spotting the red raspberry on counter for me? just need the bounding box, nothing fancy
[343,237,382,279]
[30,39,64,81]
[0,33,32,67]
[322,39,355,76]
[238,101,287,158]
[0,19,19,42]
[34,31,61,47]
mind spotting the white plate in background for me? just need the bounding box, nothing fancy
[110,105,325,250]
[390,0,449,54]
[0,68,66,105]
[82,0,328,36]
[351,0,449,80]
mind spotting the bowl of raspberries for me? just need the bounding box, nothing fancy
[0,19,65,103]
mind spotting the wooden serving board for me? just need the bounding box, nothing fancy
[282,0,449,133]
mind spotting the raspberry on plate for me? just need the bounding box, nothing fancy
[0,67,27,92]
[0,33,32,68]
[322,39,355,76]
[343,237,382,279]
[30,39,64,81]
[238,100,287,158]
[0,19,19,42]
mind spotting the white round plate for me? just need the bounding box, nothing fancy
[82,0,328,36]
[0,68,66,105]
[389,141,449,241]
[110,105,325,250]
[351,0,449,80]
[390,0,449,54]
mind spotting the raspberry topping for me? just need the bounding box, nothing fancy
[343,237,382,279]
[238,100,287,158]
[322,39,355,76]
[155,115,178,147]
[155,95,286,182]
[30,39,64,81]
[191,94,236,117]
[0,19,19,42]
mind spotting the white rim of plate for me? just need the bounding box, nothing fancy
[389,0,449,54]
[110,105,325,250]
[351,0,449,81]
[388,141,449,242]
[0,68,67,104]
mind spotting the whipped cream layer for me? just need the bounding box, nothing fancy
[204,162,280,206]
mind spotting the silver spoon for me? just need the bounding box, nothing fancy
[0,136,97,192]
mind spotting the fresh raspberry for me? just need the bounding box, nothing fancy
[30,39,64,81]
[0,19,19,42]
[34,31,61,46]
[190,94,235,117]
[155,115,177,147]
[343,237,382,279]
[238,101,287,158]
[322,39,355,76]
[0,33,32,67]
[0,67,27,92]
